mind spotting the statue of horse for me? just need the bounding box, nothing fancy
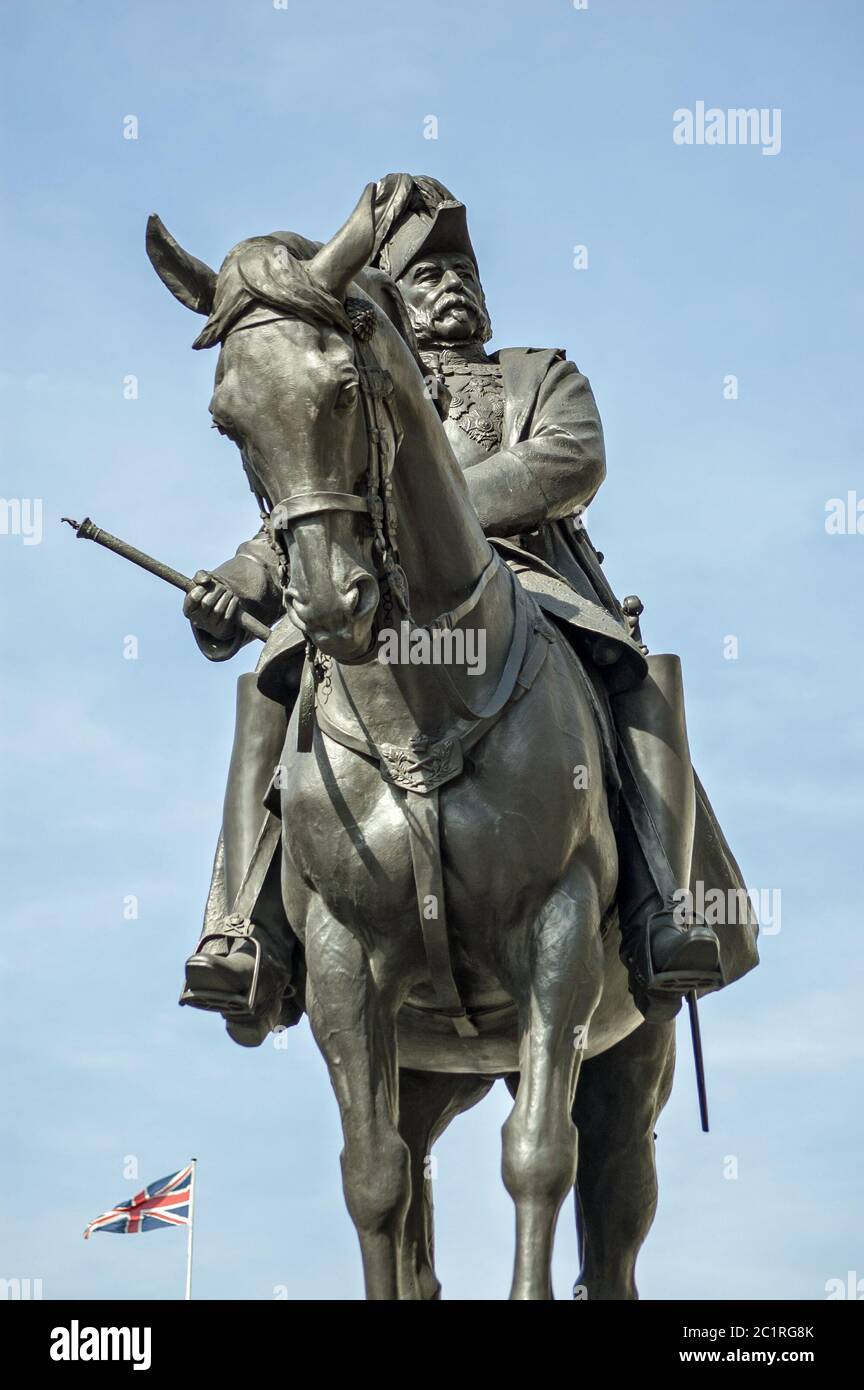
[147,185,681,1300]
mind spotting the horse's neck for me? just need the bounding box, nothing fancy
[328,355,515,745]
[392,374,492,621]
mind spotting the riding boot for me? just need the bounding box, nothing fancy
[181,672,300,1045]
[612,654,722,1022]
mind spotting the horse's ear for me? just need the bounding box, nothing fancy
[146,214,217,315]
[307,184,379,300]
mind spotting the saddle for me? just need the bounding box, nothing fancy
[488,538,647,694]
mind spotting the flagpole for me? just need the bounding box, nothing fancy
[184,1158,197,1301]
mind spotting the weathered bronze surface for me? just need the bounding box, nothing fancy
[96,174,758,1299]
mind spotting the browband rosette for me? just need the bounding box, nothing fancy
[345,297,376,342]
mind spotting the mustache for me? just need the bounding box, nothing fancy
[431,290,480,318]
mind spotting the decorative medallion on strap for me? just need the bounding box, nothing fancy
[378,733,463,795]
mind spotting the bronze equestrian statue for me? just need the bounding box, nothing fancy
[138,175,758,1299]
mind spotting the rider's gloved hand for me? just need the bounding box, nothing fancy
[183,571,241,641]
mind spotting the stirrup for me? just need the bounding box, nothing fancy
[623,909,721,1021]
[648,912,722,996]
[180,915,267,1017]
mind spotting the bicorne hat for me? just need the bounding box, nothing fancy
[373,176,479,282]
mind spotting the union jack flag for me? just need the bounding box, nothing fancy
[83,1165,193,1238]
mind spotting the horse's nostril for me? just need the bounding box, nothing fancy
[346,576,379,619]
[289,577,379,648]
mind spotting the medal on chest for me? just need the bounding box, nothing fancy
[445,363,504,449]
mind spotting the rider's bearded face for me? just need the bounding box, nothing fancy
[397,252,492,348]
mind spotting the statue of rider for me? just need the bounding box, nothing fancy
[180,176,725,1044]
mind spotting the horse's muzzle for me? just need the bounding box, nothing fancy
[288,572,380,661]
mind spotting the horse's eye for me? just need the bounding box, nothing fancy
[336,381,359,410]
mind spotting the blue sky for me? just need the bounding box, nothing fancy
[1,0,862,1300]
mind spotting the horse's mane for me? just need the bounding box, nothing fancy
[192,231,424,376]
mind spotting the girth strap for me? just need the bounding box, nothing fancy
[405,788,478,1039]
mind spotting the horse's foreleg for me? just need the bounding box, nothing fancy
[304,915,409,1300]
[397,1068,494,1300]
[572,1019,676,1300]
[502,877,605,1301]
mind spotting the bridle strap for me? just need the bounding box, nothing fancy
[223,302,513,721]
[223,313,394,536]
[271,491,371,525]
